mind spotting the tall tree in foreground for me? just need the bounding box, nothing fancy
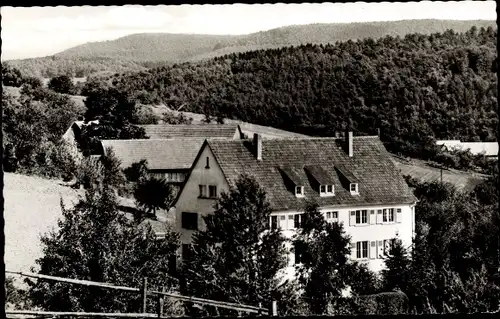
[381,238,411,293]
[26,158,181,314]
[181,174,293,316]
[293,202,354,315]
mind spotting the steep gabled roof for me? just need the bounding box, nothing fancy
[280,165,304,186]
[206,137,417,211]
[101,138,206,170]
[304,165,334,185]
[335,165,361,183]
[140,124,240,139]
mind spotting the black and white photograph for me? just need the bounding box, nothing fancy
[2,1,498,317]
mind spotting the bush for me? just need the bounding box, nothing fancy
[48,75,75,94]
[75,157,104,189]
[359,291,410,315]
[133,104,160,124]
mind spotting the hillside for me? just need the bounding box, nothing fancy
[105,26,497,160]
[4,173,83,275]
[5,19,496,77]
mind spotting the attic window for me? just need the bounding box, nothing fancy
[320,185,335,197]
[350,183,359,195]
[205,157,210,169]
[295,186,304,197]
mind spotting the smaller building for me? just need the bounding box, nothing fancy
[436,140,498,159]
[100,138,208,187]
[61,119,100,161]
[140,123,242,140]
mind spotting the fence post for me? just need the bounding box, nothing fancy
[157,286,165,318]
[269,301,277,316]
[258,303,262,316]
[141,277,148,313]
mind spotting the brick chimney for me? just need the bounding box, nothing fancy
[253,133,262,161]
[345,131,353,157]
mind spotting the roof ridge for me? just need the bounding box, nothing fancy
[101,137,207,142]
[209,135,380,142]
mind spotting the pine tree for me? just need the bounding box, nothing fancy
[294,201,354,314]
[381,238,411,293]
[181,174,291,316]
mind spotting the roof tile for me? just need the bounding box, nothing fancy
[208,137,417,211]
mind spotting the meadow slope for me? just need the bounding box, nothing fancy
[4,173,82,274]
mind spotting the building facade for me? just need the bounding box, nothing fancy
[174,133,418,276]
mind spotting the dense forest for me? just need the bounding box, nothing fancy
[105,26,497,159]
[4,20,495,78]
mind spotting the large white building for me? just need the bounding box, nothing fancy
[173,133,417,276]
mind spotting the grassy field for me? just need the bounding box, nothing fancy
[4,173,83,276]
[392,156,487,192]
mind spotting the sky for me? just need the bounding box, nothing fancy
[1,1,497,60]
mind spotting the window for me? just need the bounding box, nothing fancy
[355,210,368,224]
[200,184,217,198]
[326,211,338,221]
[270,216,278,230]
[182,212,198,230]
[350,183,359,194]
[382,208,395,223]
[199,185,207,197]
[209,185,217,198]
[288,215,294,229]
[320,184,334,196]
[295,186,304,197]
[383,239,396,255]
[294,214,301,228]
[205,156,210,169]
[356,241,369,259]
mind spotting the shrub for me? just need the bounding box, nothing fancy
[359,291,410,315]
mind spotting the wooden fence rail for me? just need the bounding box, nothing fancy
[5,310,158,318]
[6,270,273,316]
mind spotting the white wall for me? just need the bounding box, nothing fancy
[271,203,416,277]
[174,145,230,245]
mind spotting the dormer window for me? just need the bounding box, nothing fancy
[295,186,304,197]
[320,184,335,197]
[350,183,359,195]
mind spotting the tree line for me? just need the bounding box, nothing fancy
[104,26,497,162]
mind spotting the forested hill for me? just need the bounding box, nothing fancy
[5,19,496,78]
[106,26,497,158]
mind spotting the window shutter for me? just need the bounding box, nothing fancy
[370,241,377,259]
[350,242,357,259]
[396,209,403,223]
[376,209,383,224]
[349,211,356,226]
[369,210,376,225]
[377,240,384,258]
